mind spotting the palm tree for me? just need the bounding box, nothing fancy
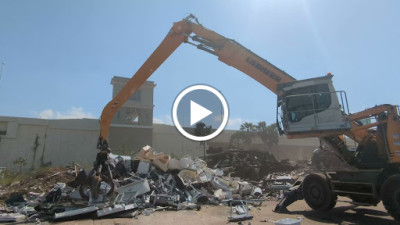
[230,122,256,148]
[230,121,278,149]
[256,122,278,148]
[240,122,256,132]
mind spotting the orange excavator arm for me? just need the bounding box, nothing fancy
[97,14,295,149]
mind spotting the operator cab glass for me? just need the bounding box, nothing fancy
[285,84,331,122]
[277,75,351,137]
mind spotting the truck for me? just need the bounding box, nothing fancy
[93,14,400,220]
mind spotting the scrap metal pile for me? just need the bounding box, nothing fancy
[206,149,306,181]
[0,146,282,223]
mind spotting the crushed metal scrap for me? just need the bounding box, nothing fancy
[205,148,304,180]
[0,146,307,223]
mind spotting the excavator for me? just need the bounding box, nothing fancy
[92,15,400,220]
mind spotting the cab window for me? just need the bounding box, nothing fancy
[285,84,331,122]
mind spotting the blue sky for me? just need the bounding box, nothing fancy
[0,0,399,130]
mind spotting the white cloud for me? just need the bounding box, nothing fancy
[153,118,164,124]
[153,115,173,125]
[38,107,95,119]
[165,115,173,125]
[213,115,222,122]
[226,117,244,130]
[38,109,55,119]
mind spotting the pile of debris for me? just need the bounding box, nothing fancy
[0,146,268,223]
[0,166,76,202]
[206,149,304,181]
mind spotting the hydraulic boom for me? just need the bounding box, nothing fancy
[97,14,295,150]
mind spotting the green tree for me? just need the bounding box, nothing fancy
[240,122,256,132]
[256,122,279,148]
[230,130,251,148]
[194,122,212,136]
[230,122,256,148]
[194,122,212,159]
[230,121,278,149]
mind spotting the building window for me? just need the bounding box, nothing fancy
[124,108,139,124]
[130,90,141,101]
[0,122,7,135]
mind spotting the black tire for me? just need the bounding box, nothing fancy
[302,173,336,211]
[381,174,400,221]
[328,194,338,209]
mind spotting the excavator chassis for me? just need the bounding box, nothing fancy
[303,165,400,220]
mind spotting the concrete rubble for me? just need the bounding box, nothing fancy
[0,145,309,223]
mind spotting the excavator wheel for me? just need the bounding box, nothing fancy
[381,174,400,221]
[302,173,337,212]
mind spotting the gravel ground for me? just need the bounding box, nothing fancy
[48,197,397,225]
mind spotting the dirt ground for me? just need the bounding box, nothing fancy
[47,197,398,225]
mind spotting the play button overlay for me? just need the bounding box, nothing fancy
[190,100,212,126]
[172,84,229,142]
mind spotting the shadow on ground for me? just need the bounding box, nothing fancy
[287,206,399,225]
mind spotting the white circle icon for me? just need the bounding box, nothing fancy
[172,84,229,142]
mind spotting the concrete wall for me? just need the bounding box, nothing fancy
[0,115,320,171]
[0,118,205,171]
[108,125,153,155]
[276,137,320,161]
[0,116,157,171]
[152,124,204,158]
[0,116,99,171]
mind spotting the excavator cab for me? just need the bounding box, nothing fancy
[277,75,352,138]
